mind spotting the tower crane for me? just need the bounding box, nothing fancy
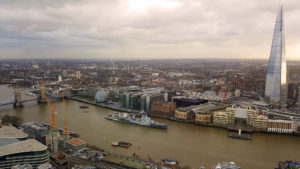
[62,91,69,134]
[37,82,57,130]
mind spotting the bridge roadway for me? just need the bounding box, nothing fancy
[0,93,62,107]
[0,98,38,107]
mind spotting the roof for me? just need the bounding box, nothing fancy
[37,163,54,169]
[234,108,248,119]
[22,122,49,131]
[0,139,48,157]
[68,138,86,146]
[268,119,293,123]
[12,164,33,169]
[51,153,68,162]
[0,138,20,147]
[0,126,28,139]
[192,103,226,114]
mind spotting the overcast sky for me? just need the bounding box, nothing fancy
[0,0,299,60]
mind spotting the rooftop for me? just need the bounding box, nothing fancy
[37,163,55,169]
[0,138,20,147]
[0,139,48,157]
[22,122,49,131]
[0,126,28,139]
[192,103,226,114]
[12,164,33,169]
[234,108,248,119]
[51,153,68,162]
[68,138,86,146]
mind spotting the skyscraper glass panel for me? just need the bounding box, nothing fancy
[265,5,287,106]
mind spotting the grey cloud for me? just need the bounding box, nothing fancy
[0,0,299,59]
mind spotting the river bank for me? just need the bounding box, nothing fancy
[1,85,300,169]
[68,96,300,137]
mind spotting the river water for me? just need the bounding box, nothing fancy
[0,85,300,169]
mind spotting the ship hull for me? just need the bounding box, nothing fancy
[228,134,251,140]
[105,116,168,129]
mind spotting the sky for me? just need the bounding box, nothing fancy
[0,0,300,60]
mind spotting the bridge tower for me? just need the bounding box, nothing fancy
[13,88,24,107]
[37,91,47,104]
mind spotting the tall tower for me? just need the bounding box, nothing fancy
[298,86,300,114]
[265,5,287,107]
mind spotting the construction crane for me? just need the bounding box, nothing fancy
[37,82,57,130]
[62,91,69,134]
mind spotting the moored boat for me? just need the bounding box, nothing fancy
[228,134,251,140]
[227,129,251,140]
[112,141,132,148]
[79,105,88,109]
[162,158,179,166]
[105,113,168,129]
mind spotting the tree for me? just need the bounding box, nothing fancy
[1,115,23,128]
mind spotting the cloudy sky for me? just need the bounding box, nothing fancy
[0,0,299,60]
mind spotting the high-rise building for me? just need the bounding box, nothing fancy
[265,5,287,106]
[75,71,81,79]
[298,86,300,114]
[62,70,67,78]
[58,75,62,82]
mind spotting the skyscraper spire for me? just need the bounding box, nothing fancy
[265,5,287,106]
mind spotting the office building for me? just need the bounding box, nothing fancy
[173,98,208,107]
[174,105,199,121]
[65,138,86,151]
[265,6,287,106]
[151,101,176,117]
[276,161,300,169]
[267,119,294,133]
[0,138,49,169]
[21,122,49,145]
[76,71,81,79]
[62,70,67,78]
[298,86,300,114]
[193,103,226,124]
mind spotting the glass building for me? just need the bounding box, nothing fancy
[265,5,287,106]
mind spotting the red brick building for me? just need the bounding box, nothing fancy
[150,101,176,118]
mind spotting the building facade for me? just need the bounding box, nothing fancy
[265,6,287,106]
[267,119,294,133]
[151,101,176,118]
[0,139,49,169]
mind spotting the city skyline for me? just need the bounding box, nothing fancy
[0,0,300,60]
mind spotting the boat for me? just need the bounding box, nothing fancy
[228,134,251,140]
[162,158,179,166]
[211,162,241,169]
[227,129,251,140]
[79,105,88,109]
[105,113,168,129]
[112,141,132,148]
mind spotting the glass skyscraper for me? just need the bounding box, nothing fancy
[265,5,287,106]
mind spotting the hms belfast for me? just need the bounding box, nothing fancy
[265,5,288,107]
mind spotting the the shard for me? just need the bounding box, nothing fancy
[265,5,287,106]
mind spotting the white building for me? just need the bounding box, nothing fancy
[75,71,81,79]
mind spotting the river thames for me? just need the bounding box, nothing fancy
[0,85,300,169]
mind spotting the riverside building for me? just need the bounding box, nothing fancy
[0,126,49,169]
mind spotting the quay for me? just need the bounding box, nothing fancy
[68,97,300,137]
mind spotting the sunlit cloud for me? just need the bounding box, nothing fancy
[125,0,180,12]
[0,0,299,60]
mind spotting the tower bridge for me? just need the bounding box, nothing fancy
[0,89,63,108]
